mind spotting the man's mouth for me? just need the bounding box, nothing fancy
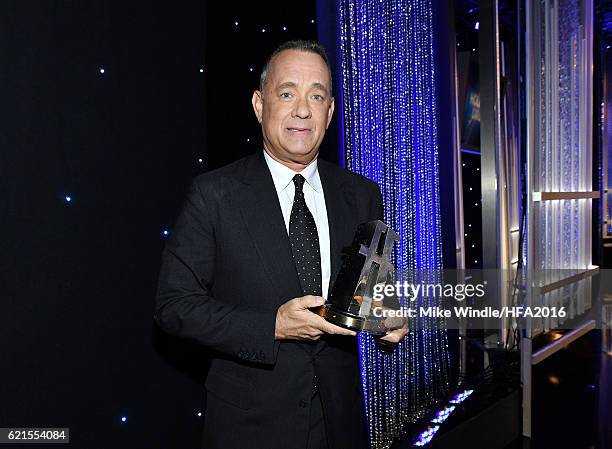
[286,127,311,133]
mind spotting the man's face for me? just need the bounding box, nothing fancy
[252,50,334,168]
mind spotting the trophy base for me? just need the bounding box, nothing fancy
[317,305,387,335]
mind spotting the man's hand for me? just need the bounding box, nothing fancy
[275,295,356,340]
[376,317,409,350]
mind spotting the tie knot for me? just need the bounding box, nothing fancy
[292,174,306,192]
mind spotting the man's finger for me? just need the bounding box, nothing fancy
[308,329,323,340]
[317,318,356,336]
[379,328,409,344]
[297,295,325,309]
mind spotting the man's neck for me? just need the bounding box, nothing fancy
[263,147,318,172]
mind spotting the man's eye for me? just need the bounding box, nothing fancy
[280,92,292,98]
[312,94,325,101]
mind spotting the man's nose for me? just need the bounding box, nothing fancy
[292,96,312,119]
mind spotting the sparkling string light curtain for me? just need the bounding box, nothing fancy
[338,1,451,447]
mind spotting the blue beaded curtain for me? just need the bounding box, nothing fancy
[338,0,451,447]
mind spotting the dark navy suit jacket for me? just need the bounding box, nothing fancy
[155,150,383,449]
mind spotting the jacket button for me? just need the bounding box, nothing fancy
[298,400,307,408]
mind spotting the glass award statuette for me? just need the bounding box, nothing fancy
[318,220,401,335]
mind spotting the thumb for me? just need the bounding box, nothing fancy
[298,295,325,309]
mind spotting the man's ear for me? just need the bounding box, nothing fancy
[252,90,263,123]
[326,97,335,129]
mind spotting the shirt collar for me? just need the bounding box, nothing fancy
[263,150,322,194]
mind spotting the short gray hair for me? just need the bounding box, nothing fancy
[259,40,332,93]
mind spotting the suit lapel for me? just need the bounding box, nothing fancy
[318,160,354,287]
[236,152,302,305]
[316,161,357,355]
[235,153,357,355]
[236,153,356,303]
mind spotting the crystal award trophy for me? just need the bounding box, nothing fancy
[317,220,401,335]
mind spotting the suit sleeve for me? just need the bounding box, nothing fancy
[154,180,279,366]
[370,182,385,222]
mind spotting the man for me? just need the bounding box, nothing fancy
[155,40,407,449]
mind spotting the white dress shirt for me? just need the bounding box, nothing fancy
[263,150,331,299]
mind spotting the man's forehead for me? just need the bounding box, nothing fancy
[273,80,329,91]
[268,51,331,86]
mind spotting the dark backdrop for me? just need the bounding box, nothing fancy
[0,1,315,448]
[205,2,329,169]
[1,1,464,447]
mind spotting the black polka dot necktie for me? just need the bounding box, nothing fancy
[288,174,322,296]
